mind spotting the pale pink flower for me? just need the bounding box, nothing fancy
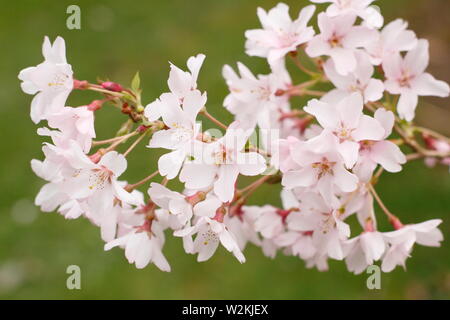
[344,231,385,274]
[281,133,359,205]
[252,205,286,239]
[105,220,171,271]
[305,13,377,75]
[285,192,350,260]
[18,36,73,123]
[304,93,385,168]
[168,54,205,100]
[47,106,96,153]
[366,19,417,65]
[322,52,384,103]
[310,0,383,28]
[147,182,194,229]
[61,147,140,212]
[179,122,267,203]
[146,91,206,179]
[245,3,316,66]
[383,39,450,121]
[224,207,262,251]
[381,219,443,272]
[354,108,406,181]
[222,62,290,128]
[175,216,246,263]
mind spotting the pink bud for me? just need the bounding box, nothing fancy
[87,100,103,111]
[73,79,89,90]
[101,81,124,92]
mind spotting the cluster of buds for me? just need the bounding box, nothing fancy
[20,0,449,273]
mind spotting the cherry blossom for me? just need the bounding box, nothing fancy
[47,106,96,152]
[322,52,384,103]
[306,13,377,75]
[381,219,443,272]
[304,93,385,168]
[21,1,448,275]
[175,216,246,263]
[310,0,383,28]
[19,36,73,123]
[353,108,406,181]
[105,220,171,271]
[366,19,417,65]
[245,3,316,66]
[222,62,290,129]
[180,122,267,202]
[383,39,450,121]
[146,91,205,179]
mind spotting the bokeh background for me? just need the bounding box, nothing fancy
[0,0,449,299]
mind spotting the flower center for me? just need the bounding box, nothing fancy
[312,157,336,179]
[88,166,113,191]
[201,228,219,246]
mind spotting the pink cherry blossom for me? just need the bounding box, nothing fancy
[175,216,246,263]
[304,93,385,168]
[18,36,73,123]
[322,51,384,103]
[366,19,417,65]
[47,106,96,153]
[222,62,290,129]
[146,91,206,179]
[354,108,406,181]
[305,13,377,75]
[105,220,171,271]
[179,122,267,202]
[383,39,450,121]
[381,219,443,272]
[310,0,383,28]
[245,3,316,66]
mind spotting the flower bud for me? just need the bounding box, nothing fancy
[101,81,124,92]
[87,100,103,111]
[73,79,89,90]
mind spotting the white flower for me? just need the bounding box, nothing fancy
[175,216,246,263]
[222,62,290,129]
[383,39,450,121]
[105,220,171,271]
[18,36,73,123]
[366,19,417,65]
[179,122,267,203]
[381,219,443,272]
[310,0,383,28]
[47,106,96,153]
[146,91,206,179]
[353,108,406,181]
[281,133,359,205]
[322,51,384,103]
[168,54,205,101]
[306,13,377,75]
[304,93,385,168]
[344,231,385,274]
[147,182,194,229]
[245,3,316,66]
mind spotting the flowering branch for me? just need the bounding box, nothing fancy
[22,0,448,274]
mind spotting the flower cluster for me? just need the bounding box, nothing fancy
[21,0,449,274]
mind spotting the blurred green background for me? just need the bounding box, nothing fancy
[0,0,449,299]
